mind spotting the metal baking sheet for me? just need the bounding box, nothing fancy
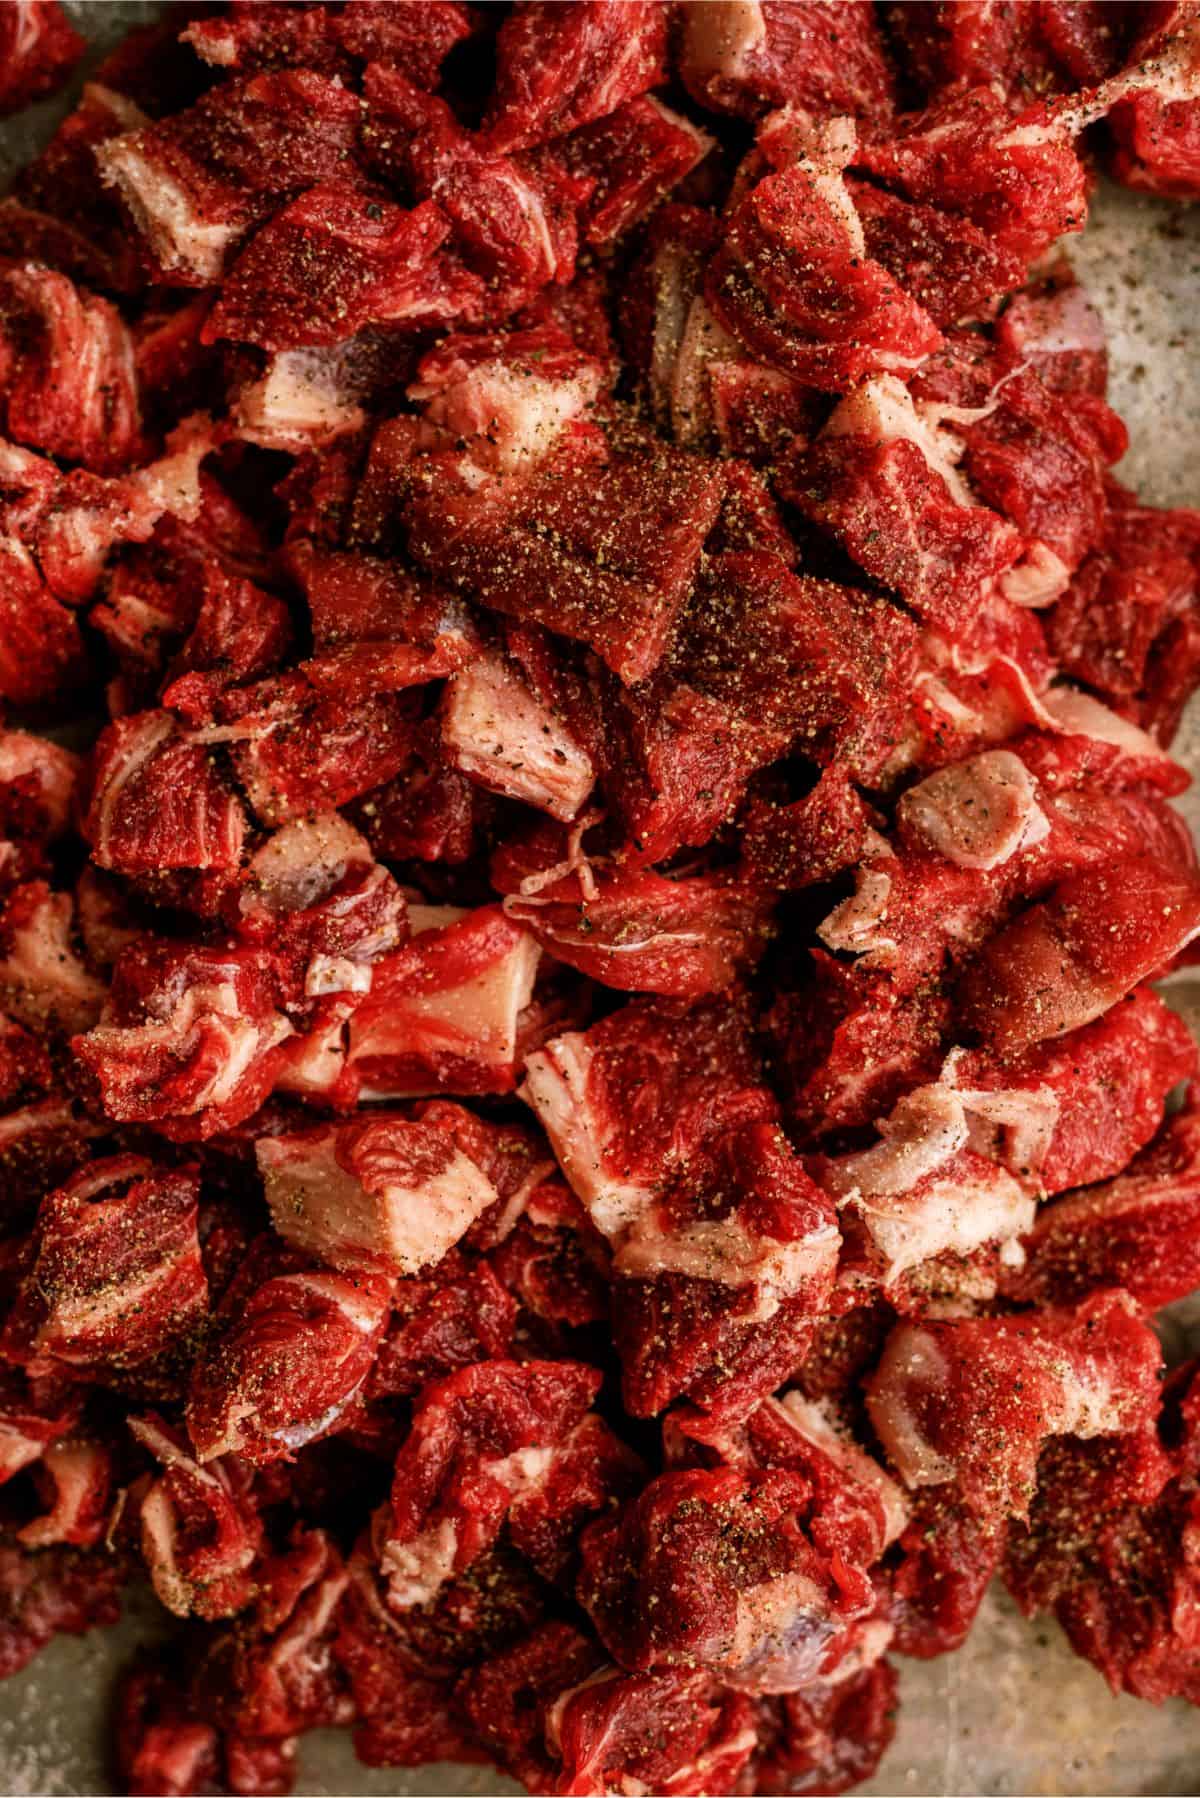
[4,8,1200,1792]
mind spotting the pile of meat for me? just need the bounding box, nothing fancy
[5,2,1200,1793]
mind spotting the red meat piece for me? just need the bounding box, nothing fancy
[12,83,149,295]
[207,186,485,353]
[188,1528,352,1742]
[364,69,584,310]
[19,1436,114,1551]
[483,1,668,152]
[83,710,247,875]
[0,881,106,1036]
[405,435,724,687]
[1046,490,1200,743]
[955,985,1197,1196]
[439,645,596,825]
[368,1258,517,1401]
[1109,4,1200,196]
[996,268,1110,396]
[350,748,487,867]
[961,370,1128,575]
[128,1412,264,1621]
[849,178,1026,325]
[212,675,418,826]
[705,149,943,391]
[0,1541,122,1681]
[2,1155,207,1389]
[743,768,878,893]
[97,71,366,285]
[1004,1403,1200,1701]
[0,536,88,708]
[755,1659,900,1796]
[187,1263,392,1466]
[0,266,142,473]
[332,1565,482,1770]
[866,1292,1163,1520]
[293,544,478,699]
[857,85,1090,265]
[679,0,895,121]
[780,415,1021,636]
[345,905,542,1098]
[228,812,407,1021]
[0,731,78,862]
[959,856,1200,1055]
[564,97,713,246]
[522,996,777,1239]
[671,552,920,781]
[488,1177,612,1331]
[115,1663,225,1798]
[184,0,473,88]
[882,1,1063,101]
[610,1121,839,1420]
[160,564,293,723]
[463,1618,759,1796]
[0,2,82,117]
[0,1368,82,1487]
[74,938,293,1141]
[577,1464,872,1691]
[337,0,475,85]
[33,413,218,605]
[1009,1090,1200,1310]
[408,326,606,477]
[886,1484,1005,1659]
[378,1358,603,1611]
[256,1111,499,1275]
[505,866,772,999]
[589,670,788,868]
[0,1098,98,1225]
[673,1388,910,1576]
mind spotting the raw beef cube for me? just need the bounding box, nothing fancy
[83,710,247,875]
[849,178,1026,325]
[96,71,365,284]
[577,1463,873,1690]
[406,438,724,686]
[0,883,106,1035]
[866,1291,1162,1519]
[408,326,606,474]
[0,536,88,708]
[2,1155,206,1387]
[0,266,142,473]
[564,98,714,246]
[128,1413,263,1621]
[954,985,1197,1196]
[378,1358,603,1609]
[522,997,776,1243]
[346,905,542,1098]
[705,139,943,391]
[780,379,1022,633]
[677,0,895,121]
[0,2,83,117]
[504,866,772,999]
[959,856,1200,1054]
[206,187,485,353]
[483,1,668,152]
[74,939,293,1140]
[258,1113,498,1275]
[441,649,595,822]
[187,1262,392,1463]
[1008,1092,1200,1310]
